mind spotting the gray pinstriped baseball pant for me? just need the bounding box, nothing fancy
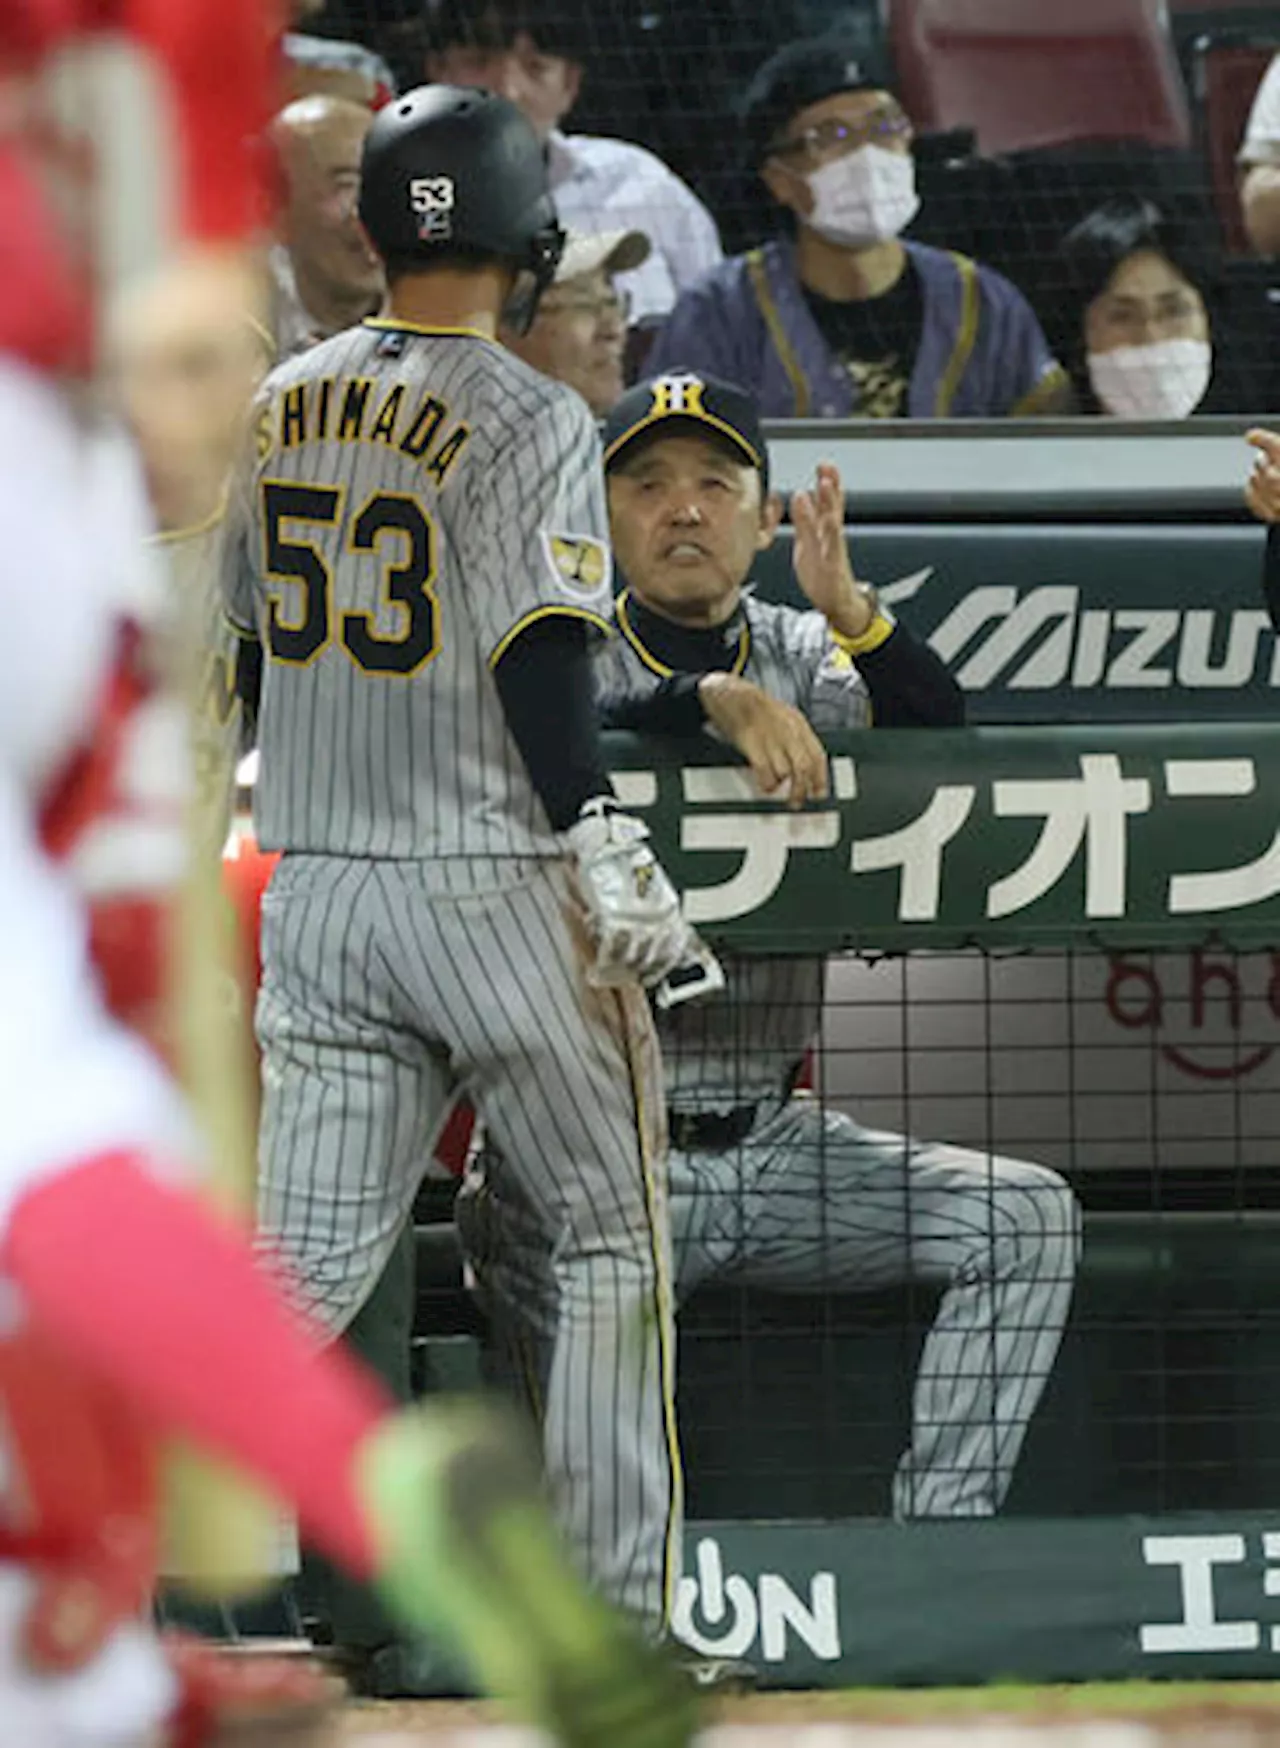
[461,1092,1081,1520]
[253,850,680,1628]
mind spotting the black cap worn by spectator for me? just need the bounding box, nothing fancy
[602,373,770,488]
[741,34,896,168]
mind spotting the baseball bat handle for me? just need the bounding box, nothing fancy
[654,933,725,1010]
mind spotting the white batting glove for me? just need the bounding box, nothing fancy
[564,797,694,987]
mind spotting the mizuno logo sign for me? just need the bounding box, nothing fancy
[881,573,1278,692]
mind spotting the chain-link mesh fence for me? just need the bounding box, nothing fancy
[297,0,1280,415]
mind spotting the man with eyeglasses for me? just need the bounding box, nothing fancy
[648,36,1070,419]
[503,229,649,416]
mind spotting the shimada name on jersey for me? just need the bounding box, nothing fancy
[257,375,472,488]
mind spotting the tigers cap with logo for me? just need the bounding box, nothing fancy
[601,372,770,488]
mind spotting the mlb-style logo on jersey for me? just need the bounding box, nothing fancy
[410,176,455,241]
[542,531,611,598]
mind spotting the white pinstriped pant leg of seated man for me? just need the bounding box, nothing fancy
[461,1097,1081,1522]
[256,851,680,1629]
[670,1099,1083,1518]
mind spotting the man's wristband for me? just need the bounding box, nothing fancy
[831,601,896,657]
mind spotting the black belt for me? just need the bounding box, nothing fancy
[667,1061,805,1153]
[668,1103,759,1153]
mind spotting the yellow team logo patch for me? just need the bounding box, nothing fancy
[649,373,707,416]
[545,532,610,596]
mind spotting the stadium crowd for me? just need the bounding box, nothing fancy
[277,0,1280,419]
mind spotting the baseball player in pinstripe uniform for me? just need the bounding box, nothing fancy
[460,373,1083,1522]
[0,10,697,1736]
[222,87,698,1635]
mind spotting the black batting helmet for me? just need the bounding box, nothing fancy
[358,85,564,296]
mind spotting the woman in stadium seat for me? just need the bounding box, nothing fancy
[1050,194,1253,419]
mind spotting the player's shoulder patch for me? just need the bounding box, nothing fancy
[540,530,612,601]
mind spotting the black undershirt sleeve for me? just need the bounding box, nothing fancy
[598,630,965,735]
[492,615,614,832]
[232,632,263,722]
[855,625,967,727]
[497,611,963,832]
[599,673,706,735]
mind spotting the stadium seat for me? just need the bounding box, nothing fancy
[886,0,1193,157]
[1189,30,1280,250]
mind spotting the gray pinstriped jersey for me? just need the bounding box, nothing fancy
[222,322,612,859]
[595,591,872,1111]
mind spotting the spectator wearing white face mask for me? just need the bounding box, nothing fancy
[1051,197,1249,420]
[646,34,1069,419]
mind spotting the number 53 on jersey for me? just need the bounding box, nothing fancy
[261,482,440,677]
